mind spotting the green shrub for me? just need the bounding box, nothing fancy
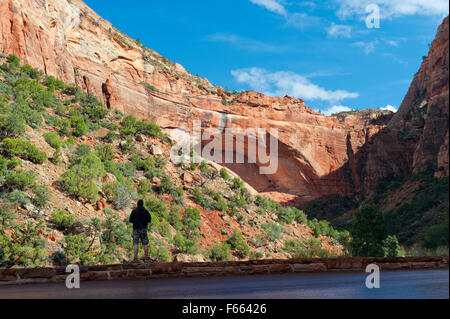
[71,116,88,137]
[262,222,283,241]
[158,220,172,239]
[50,250,68,266]
[227,229,250,258]
[78,181,100,204]
[63,234,95,265]
[190,187,216,210]
[7,54,20,69]
[119,135,136,154]
[79,93,108,121]
[220,168,230,180]
[181,208,201,239]
[95,144,115,162]
[74,144,92,157]
[155,247,171,262]
[21,64,42,80]
[51,210,77,231]
[155,175,183,199]
[137,179,152,195]
[249,250,264,260]
[43,75,66,90]
[56,118,71,136]
[116,163,136,177]
[296,238,330,258]
[3,190,30,206]
[50,148,61,165]
[6,157,21,170]
[214,193,228,212]
[58,150,105,203]
[0,220,47,268]
[1,138,47,164]
[230,177,244,190]
[0,111,26,137]
[103,178,136,210]
[167,205,182,230]
[130,154,155,172]
[4,169,36,190]
[144,195,168,220]
[283,239,303,257]
[207,242,232,261]
[423,220,449,249]
[32,185,51,209]
[173,231,198,254]
[103,131,119,143]
[43,132,63,150]
[120,115,162,137]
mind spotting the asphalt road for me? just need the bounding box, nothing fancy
[0,269,448,299]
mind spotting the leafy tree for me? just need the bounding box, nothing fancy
[383,235,401,257]
[423,218,449,249]
[350,205,387,257]
[0,220,47,268]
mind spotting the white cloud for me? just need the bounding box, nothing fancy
[285,12,322,29]
[335,0,449,19]
[386,40,399,47]
[248,0,321,29]
[380,105,398,112]
[322,105,352,116]
[327,22,352,38]
[231,67,359,103]
[206,33,285,52]
[352,40,378,54]
[249,0,287,16]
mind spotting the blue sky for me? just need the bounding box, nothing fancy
[84,0,448,115]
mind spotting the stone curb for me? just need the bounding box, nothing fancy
[0,255,448,286]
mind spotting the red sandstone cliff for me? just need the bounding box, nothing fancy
[0,0,447,204]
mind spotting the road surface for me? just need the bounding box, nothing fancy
[0,269,448,299]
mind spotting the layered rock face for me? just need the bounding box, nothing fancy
[349,16,449,189]
[0,0,448,204]
[389,17,449,177]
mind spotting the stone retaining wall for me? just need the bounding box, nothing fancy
[0,256,448,286]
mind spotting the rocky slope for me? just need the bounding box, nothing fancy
[0,54,347,267]
[0,0,448,250]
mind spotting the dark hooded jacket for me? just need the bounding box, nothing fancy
[129,206,151,230]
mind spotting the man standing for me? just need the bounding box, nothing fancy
[129,200,152,262]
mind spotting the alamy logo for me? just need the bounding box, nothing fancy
[170,120,279,175]
[365,264,380,288]
[366,4,380,29]
[65,264,80,289]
